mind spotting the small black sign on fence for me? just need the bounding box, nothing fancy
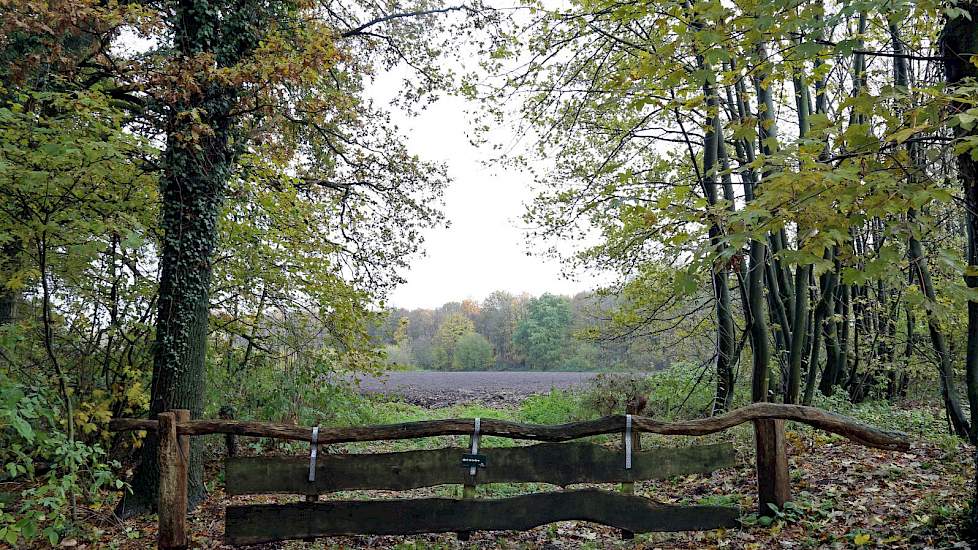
[461,453,487,468]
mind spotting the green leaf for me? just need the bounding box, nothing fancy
[955,112,977,131]
[4,526,18,545]
[44,526,59,546]
[795,41,822,58]
[834,38,861,56]
[10,416,33,441]
[888,124,928,144]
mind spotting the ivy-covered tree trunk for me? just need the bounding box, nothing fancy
[118,0,244,516]
[119,105,235,515]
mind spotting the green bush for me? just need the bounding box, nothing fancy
[0,376,123,546]
[811,392,947,440]
[453,333,494,370]
[205,347,382,428]
[518,389,588,424]
[581,365,717,419]
[383,343,416,370]
[581,372,657,416]
[643,364,717,419]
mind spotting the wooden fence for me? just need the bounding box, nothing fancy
[109,403,910,549]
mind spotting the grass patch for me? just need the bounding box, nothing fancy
[518,389,589,424]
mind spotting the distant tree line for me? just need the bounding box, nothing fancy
[373,291,709,371]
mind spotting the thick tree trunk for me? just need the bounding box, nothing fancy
[787,264,810,403]
[748,238,770,403]
[119,126,232,515]
[716,141,739,412]
[942,5,978,531]
[804,255,833,404]
[118,0,242,517]
[688,14,736,413]
[706,88,736,413]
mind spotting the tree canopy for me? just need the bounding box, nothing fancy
[4,0,978,544]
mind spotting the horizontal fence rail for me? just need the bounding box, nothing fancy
[108,404,914,549]
[226,442,737,495]
[109,403,910,450]
[224,489,740,545]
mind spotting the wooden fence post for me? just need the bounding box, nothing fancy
[219,405,237,458]
[159,409,189,550]
[303,441,319,544]
[620,396,646,539]
[458,418,481,542]
[753,418,790,516]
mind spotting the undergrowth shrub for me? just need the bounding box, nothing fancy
[0,375,123,546]
[205,350,379,428]
[582,365,717,419]
[811,392,949,441]
[518,389,588,424]
[582,372,656,416]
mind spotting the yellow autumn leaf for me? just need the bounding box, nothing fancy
[854,533,871,546]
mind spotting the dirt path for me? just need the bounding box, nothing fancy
[351,370,599,407]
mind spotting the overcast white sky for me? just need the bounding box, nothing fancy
[380,90,599,310]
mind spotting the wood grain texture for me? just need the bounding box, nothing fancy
[754,419,790,516]
[110,403,910,450]
[225,442,735,495]
[158,410,189,550]
[224,489,740,545]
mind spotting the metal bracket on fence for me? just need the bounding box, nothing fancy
[308,426,319,482]
[462,417,483,477]
[624,414,632,470]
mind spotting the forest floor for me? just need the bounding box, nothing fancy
[87,401,976,550]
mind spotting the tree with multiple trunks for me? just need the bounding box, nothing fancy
[475,0,978,425]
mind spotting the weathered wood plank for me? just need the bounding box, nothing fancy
[754,418,790,516]
[224,489,740,545]
[225,442,736,495]
[158,410,189,550]
[109,403,911,451]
